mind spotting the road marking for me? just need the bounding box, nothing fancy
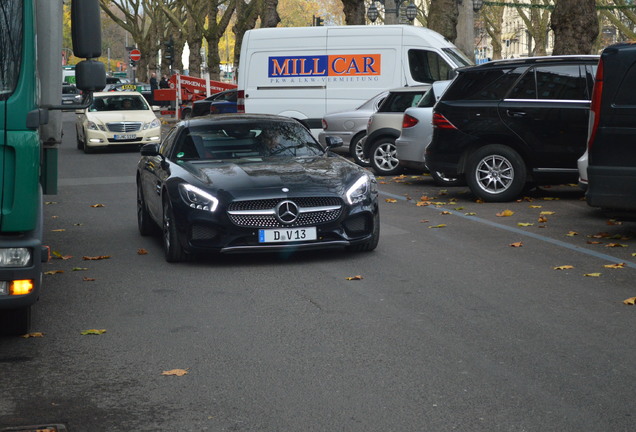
[379,190,636,270]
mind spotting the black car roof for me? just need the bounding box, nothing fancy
[458,55,599,73]
[181,113,300,128]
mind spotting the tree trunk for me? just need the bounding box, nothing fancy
[341,0,366,25]
[551,0,598,55]
[428,0,458,43]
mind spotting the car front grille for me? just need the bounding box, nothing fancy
[227,197,343,228]
[107,122,142,132]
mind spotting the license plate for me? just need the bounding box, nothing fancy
[113,134,136,140]
[259,227,317,243]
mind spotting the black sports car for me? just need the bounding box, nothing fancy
[136,114,380,261]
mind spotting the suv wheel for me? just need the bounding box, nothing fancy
[466,145,527,202]
[370,138,403,176]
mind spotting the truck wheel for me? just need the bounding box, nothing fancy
[370,138,403,176]
[0,306,31,336]
[163,200,188,263]
[350,133,370,167]
[430,170,465,187]
[466,144,527,202]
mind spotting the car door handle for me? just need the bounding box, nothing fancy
[506,109,526,118]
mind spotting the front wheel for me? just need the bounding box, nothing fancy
[350,133,370,167]
[163,200,188,262]
[137,181,158,236]
[370,138,403,176]
[466,145,527,202]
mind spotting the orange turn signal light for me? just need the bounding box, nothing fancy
[10,280,34,295]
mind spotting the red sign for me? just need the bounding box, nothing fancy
[129,49,141,62]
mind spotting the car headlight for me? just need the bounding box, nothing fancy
[0,248,32,267]
[178,184,219,212]
[346,174,376,205]
[87,120,99,131]
[144,118,161,130]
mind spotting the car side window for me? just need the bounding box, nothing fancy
[509,65,591,101]
[378,92,425,113]
[612,63,636,106]
[408,49,453,83]
[161,128,178,157]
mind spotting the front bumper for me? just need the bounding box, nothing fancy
[85,127,161,148]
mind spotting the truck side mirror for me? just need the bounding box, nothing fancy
[71,0,106,93]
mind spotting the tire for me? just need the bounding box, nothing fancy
[0,306,31,336]
[466,145,527,202]
[430,170,465,187]
[76,127,83,150]
[347,212,380,252]
[137,181,158,236]
[163,200,188,263]
[370,138,403,176]
[350,133,370,167]
[182,108,192,119]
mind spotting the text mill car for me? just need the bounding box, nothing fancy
[136,114,380,262]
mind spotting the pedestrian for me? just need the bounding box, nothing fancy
[159,75,169,89]
[149,72,158,105]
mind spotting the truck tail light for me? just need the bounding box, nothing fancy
[237,90,245,113]
[402,114,418,129]
[587,59,604,150]
[433,112,457,130]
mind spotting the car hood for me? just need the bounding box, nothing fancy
[182,155,366,198]
[86,111,157,123]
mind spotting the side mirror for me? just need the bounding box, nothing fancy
[325,136,343,149]
[140,143,161,156]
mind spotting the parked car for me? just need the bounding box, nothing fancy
[75,91,161,153]
[361,85,431,175]
[319,91,388,166]
[425,55,599,202]
[61,83,81,106]
[189,89,238,118]
[585,43,636,211]
[136,114,379,261]
[394,80,460,185]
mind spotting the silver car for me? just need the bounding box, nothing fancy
[395,80,461,185]
[319,91,388,166]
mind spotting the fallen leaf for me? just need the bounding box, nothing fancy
[604,263,625,269]
[416,201,429,207]
[83,255,111,260]
[464,212,477,216]
[540,211,555,215]
[83,277,96,282]
[162,369,189,377]
[90,204,105,208]
[587,241,602,245]
[607,219,622,226]
[440,211,451,215]
[72,267,88,271]
[432,202,447,206]
[538,216,548,223]
[346,275,364,280]
[529,205,542,208]
[454,207,464,211]
[137,248,149,255]
[419,219,429,223]
[81,329,107,335]
[605,243,627,248]
[439,189,448,195]
[385,199,397,203]
[565,231,578,237]
[52,251,72,260]
[517,222,534,227]
[20,332,45,338]
[51,229,66,232]
[589,232,610,239]
[543,197,559,201]
[632,253,636,257]
[623,297,636,305]
[428,224,447,228]
[44,270,64,275]
[475,199,485,203]
[45,201,57,205]
[584,273,602,277]
[420,195,433,201]
[496,210,514,217]
[554,265,574,270]
[509,242,523,247]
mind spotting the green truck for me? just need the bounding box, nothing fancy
[0,0,105,335]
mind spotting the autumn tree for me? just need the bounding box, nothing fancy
[514,0,552,56]
[428,0,459,42]
[480,3,505,60]
[551,0,598,54]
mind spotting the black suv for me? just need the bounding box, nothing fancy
[426,56,598,202]
[586,43,636,211]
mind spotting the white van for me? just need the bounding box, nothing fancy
[237,25,471,133]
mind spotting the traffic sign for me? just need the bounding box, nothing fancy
[129,49,141,62]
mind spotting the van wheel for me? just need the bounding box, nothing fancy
[0,306,31,336]
[466,145,527,202]
[430,170,465,187]
[350,133,370,167]
[370,138,403,176]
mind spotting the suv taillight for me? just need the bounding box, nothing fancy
[433,112,457,130]
[402,114,418,128]
[237,90,245,113]
[587,59,604,150]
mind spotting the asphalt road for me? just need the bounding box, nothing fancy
[1,112,636,431]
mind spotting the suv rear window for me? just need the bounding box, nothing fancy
[377,91,426,113]
[442,68,523,101]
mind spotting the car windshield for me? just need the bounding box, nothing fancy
[173,121,324,161]
[89,95,148,112]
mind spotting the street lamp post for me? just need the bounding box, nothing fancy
[367,0,418,25]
